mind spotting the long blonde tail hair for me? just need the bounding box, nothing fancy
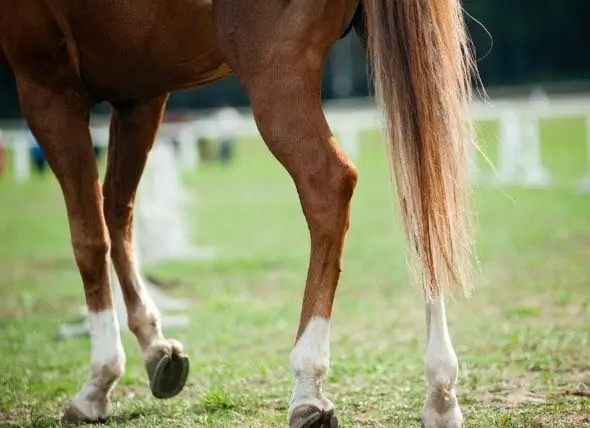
[365,0,477,299]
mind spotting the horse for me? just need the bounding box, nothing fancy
[0,0,478,427]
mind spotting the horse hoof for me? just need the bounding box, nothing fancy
[147,351,190,399]
[61,402,107,425]
[290,405,338,428]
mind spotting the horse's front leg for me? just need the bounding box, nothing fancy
[16,79,125,422]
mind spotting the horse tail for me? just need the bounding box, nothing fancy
[364,0,477,299]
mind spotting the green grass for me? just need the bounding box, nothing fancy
[0,117,589,427]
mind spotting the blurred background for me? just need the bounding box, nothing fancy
[1,1,590,182]
[0,2,589,426]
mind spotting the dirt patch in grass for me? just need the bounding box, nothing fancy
[501,389,548,406]
[538,411,590,427]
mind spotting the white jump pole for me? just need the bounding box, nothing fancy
[493,109,522,186]
[520,113,551,187]
[176,124,199,173]
[135,139,214,265]
[520,90,551,187]
[13,136,30,183]
[336,123,360,161]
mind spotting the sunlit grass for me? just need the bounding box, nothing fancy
[0,117,588,427]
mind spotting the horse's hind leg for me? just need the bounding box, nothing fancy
[214,4,358,424]
[254,77,356,428]
[250,76,355,428]
[103,95,189,400]
[422,296,463,428]
[16,81,125,422]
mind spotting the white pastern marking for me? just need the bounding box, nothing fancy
[71,309,125,419]
[88,309,125,378]
[289,317,331,415]
[423,297,462,426]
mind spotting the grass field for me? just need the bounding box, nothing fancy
[0,117,589,427]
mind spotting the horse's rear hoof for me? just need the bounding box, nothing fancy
[290,405,338,428]
[147,352,190,399]
[61,402,108,425]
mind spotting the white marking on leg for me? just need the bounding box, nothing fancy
[422,296,463,428]
[288,316,332,420]
[70,309,125,420]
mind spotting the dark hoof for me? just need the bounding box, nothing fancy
[147,352,190,399]
[290,405,338,428]
[61,403,107,425]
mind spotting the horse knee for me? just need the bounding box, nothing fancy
[72,237,110,286]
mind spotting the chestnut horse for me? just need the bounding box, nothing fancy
[0,0,477,426]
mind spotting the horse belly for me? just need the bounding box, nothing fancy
[62,0,229,99]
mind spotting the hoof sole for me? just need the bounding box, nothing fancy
[147,352,190,399]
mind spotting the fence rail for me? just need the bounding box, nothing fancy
[1,94,590,190]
